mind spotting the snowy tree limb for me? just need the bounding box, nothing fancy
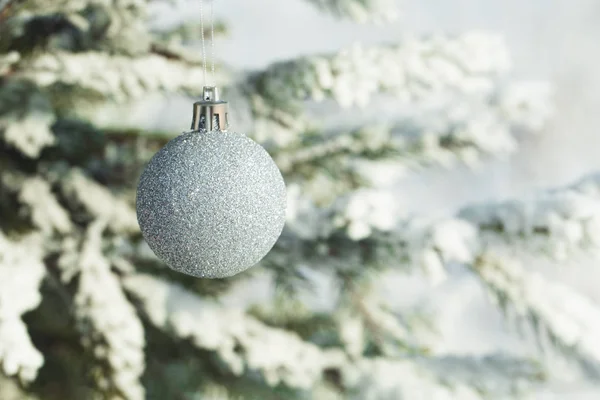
[248,32,512,109]
[12,51,224,104]
[0,373,40,400]
[472,253,600,378]
[67,220,146,400]
[398,217,600,376]
[0,80,56,158]
[304,0,399,23]
[459,173,600,260]
[123,273,347,389]
[244,32,542,147]
[276,81,551,181]
[59,168,138,234]
[345,354,543,399]
[335,275,429,358]
[9,0,135,15]
[19,177,73,235]
[0,232,45,382]
[124,273,545,397]
[0,51,19,74]
[418,353,545,395]
[280,170,600,378]
[1,0,150,55]
[151,18,227,44]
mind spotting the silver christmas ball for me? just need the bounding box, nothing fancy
[136,130,286,278]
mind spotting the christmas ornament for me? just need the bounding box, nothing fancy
[136,87,286,278]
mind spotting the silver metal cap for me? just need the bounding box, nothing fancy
[191,86,229,131]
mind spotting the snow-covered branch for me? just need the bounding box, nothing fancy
[0,232,45,382]
[288,171,600,269]
[245,32,545,147]
[59,168,138,234]
[68,220,146,400]
[13,51,219,103]
[392,216,600,375]
[0,52,19,75]
[124,272,547,397]
[281,171,600,377]
[473,253,600,377]
[336,287,426,358]
[459,173,600,260]
[19,177,72,235]
[123,273,347,389]
[0,80,56,158]
[275,81,551,177]
[304,0,399,23]
[248,32,511,110]
[417,353,544,395]
[0,373,40,400]
[2,0,150,55]
[151,18,227,44]
[344,354,542,399]
[9,0,134,16]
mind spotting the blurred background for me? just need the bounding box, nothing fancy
[1,0,600,399]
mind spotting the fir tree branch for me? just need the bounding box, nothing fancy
[304,0,398,23]
[0,80,56,158]
[123,273,347,390]
[337,274,428,358]
[18,177,72,235]
[0,372,40,400]
[151,19,227,44]
[417,353,545,395]
[1,0,151,56]
[344,354,542,399]
[275,81,550,185]
[249,32,513,108]
[0,51,19,74]
[12,51,223,104]
[459,172,600,260]
[244,32,535,148]
[67,220,146,400]
[472,253,600,378]
[0,232,45,382]
[59,168,138,234]
[278,171,600,377]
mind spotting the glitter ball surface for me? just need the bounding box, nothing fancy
[136,130,287,278]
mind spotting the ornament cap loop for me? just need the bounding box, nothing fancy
[191,86,229,131]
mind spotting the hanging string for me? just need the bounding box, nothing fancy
[200,0,207,87]
[210,0,215,86]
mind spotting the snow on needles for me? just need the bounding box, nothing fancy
[305,0,399,23]
[253,32,511,112]
[123,273,347,389]
[0,233,45,382]
[71,221,146,400]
